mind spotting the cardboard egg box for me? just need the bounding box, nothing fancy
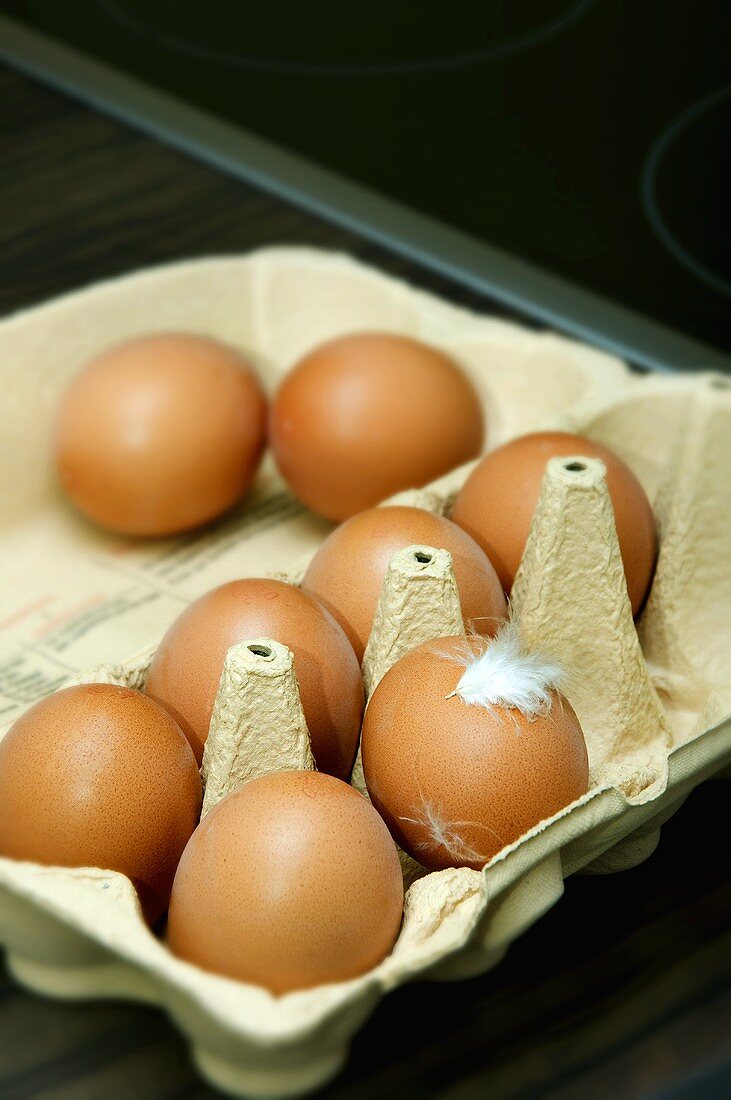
[0,249,729,1098]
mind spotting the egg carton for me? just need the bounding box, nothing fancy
[0,249,730,1098]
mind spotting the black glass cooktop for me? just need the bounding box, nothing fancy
[2,1,730,370]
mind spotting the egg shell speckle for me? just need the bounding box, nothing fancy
[361,636,589,870]
[451,431,657,614]
[167,769,404,994]
[0,683,202,922]
[302,506,507,661]
[146,579,364,777]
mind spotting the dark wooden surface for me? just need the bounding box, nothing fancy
[1,65,730,1100]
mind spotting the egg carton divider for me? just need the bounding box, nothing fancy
[65,450,714,982]
[4,438,727,1100]
[201,639,314,816]
[0,248,729,1100]
[512,454,672,801]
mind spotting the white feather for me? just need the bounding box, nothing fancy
[400,795,502,866]
[449,620,564,716]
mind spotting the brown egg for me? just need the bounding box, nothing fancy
[167,770,404,993]
[54,333,268,536]
[270,332,484,521]
[0,683,201,922]
[361,633,589,870]
[451,431,657,614]
[146,578,364,776]
[302,506,507,661]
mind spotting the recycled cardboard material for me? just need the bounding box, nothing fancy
[0,249,729,1098]
[201,639,315,817]
[512,455,672,800]
[363,544,465,695]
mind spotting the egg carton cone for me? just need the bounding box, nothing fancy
[0,248,729,1098]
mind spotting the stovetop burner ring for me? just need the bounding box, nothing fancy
[641,86,731,299]
[97,0,597,77]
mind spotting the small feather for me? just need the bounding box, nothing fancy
[450,620,564,716]
[400,795,502,865]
